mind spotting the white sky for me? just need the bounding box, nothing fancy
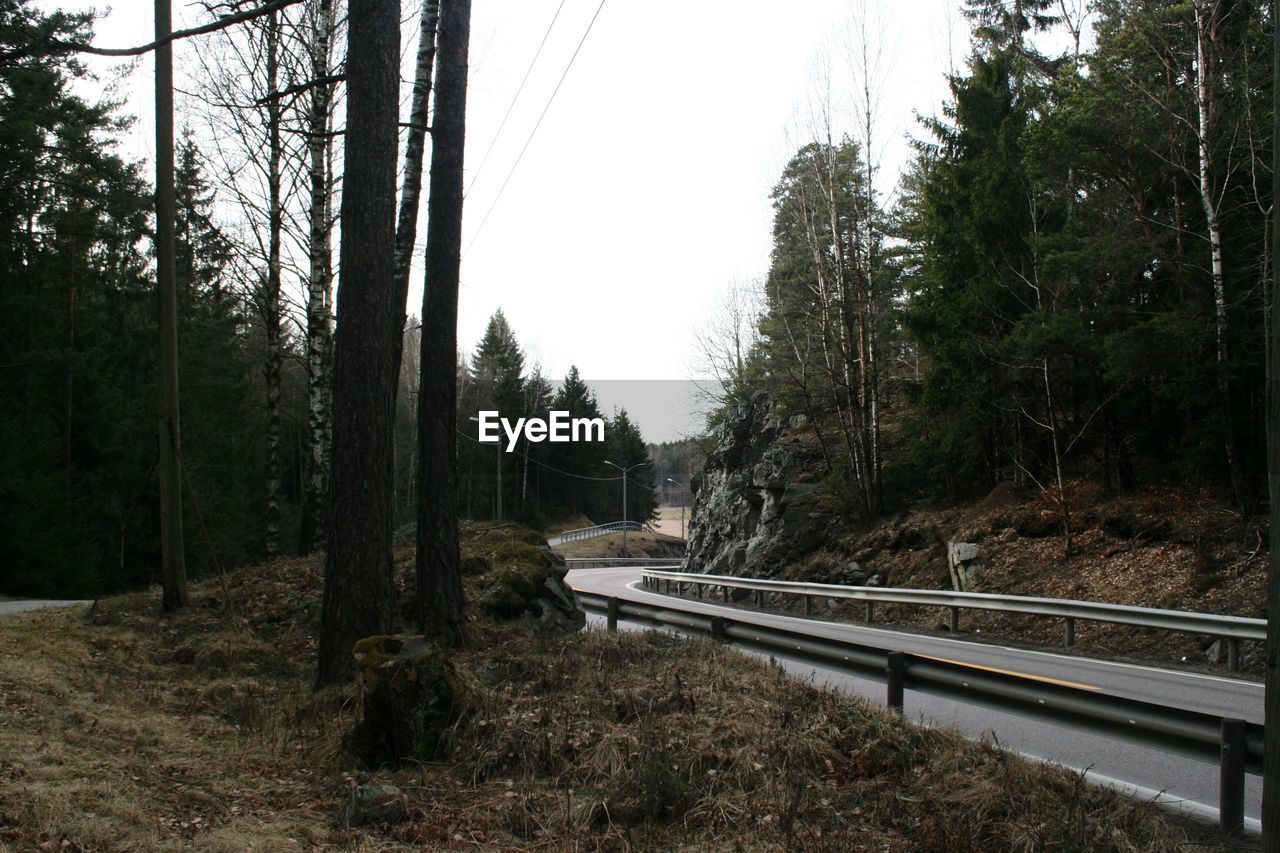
[43,0,974,433]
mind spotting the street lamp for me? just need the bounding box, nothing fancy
[469,415,501,521]
[666,478,685,540]
[605,459,648,555]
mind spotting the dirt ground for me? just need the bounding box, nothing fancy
[0,523,1225,851]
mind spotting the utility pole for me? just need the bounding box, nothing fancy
[469,415,502,520]
[606,459,647,555]
[667,478,685,539]
[155,0,187,612]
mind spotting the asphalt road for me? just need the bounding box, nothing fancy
[568,565,1263,829]
[0,599,90,616]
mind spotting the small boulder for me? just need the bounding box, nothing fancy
[339,783,408,827]
[947,542,979,592]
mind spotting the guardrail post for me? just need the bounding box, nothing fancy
[606,597,619,633]
[949,607,959,633]
[1064,617,1076,649]
[695,582,702,600]
[710,616,727,642]
[756,590,765,607]
[1219,717,1246,835]
[722,586,729,603]
[805,595,813,616]
[886,651,905,713]
[1227,638,1240,672]
[865,601,875,624]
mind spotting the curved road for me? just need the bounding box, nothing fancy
[568,565,1263,829]
[0,599,90,617]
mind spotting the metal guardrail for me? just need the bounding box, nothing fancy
[556,520,646,543]
[574,589,1262,835]
[640,569,1265,672]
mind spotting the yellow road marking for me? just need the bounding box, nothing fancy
[914,654,1099,691]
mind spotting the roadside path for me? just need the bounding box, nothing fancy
[0,600,91,617]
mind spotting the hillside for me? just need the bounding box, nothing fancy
[0,525,1211,850]
[687,394,1265,673]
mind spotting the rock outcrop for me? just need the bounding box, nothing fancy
[687,393,854,579]
[478,540,585,632]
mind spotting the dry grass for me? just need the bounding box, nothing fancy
[649,505,690,539]
[542,515,597,537]
[767,482,1268,674]
[0,527,1220,850]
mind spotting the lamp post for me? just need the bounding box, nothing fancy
[605,459,648,555]
[469,415,501,520]
[666,478,685,539]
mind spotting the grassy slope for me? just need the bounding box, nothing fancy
[0,524,1214,850]
[773,481,1267,673]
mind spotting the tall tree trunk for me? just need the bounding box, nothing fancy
[155,0,187,611]
[316,0,401,687]
[1195,2,1244,507]
[300,0,336,554]
[1044,357,1071,556]
[63,210,77,474]
[386,0,439,525]
[392,0,440,342]
[263,9,284,557]
[416,0,471,645]
[1262,0,1280,841]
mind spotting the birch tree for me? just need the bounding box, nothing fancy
[298,0,340,554]
[192,2,307,558]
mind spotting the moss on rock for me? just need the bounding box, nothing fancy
[353,635,404,669]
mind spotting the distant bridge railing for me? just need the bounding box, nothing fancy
[555,521,646,544]
[639,569,1265,672]
[564,557,686,569]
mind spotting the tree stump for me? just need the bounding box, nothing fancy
[349,635,457,767]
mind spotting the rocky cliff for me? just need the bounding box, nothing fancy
[687,393,863,581]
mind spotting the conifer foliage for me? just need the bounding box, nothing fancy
[456,312,658,528]
[730,0,1274,519]
[0,2,270,597]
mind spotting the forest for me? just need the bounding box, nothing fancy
[705,0,1274,535]
[448,310,658,531]
[1,0,1274,606]
[4,0,1280,846]
[0,1,659,602]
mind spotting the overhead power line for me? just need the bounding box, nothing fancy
[462,0,608,258]
[458,428,623,482]
[464,0,569,199]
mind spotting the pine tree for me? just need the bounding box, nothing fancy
[547,366,607,519]
[317,0,401,686]
[605,410,657,525]
[465,310,524,519]
[173,133,260,574]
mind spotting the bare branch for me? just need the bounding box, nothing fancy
[4,0,304,60]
